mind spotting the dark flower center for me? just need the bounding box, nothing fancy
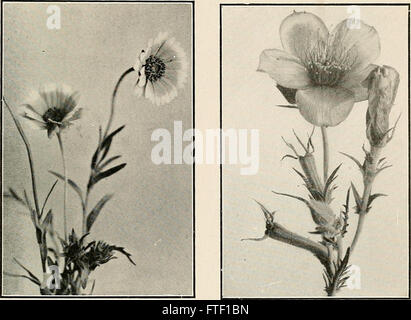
[303,40,355,87]
[144,55,166,82]
[42,107,66,129]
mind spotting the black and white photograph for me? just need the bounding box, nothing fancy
[2,1,194,296]
[221,4,409,298]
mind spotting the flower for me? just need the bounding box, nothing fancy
[134,32,188,106]
[365,65,400,147]
[258,11,380,127]
[21,83,81,138]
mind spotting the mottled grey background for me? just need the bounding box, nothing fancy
[2,2,193,295]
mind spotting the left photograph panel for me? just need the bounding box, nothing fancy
[1,1,194,296]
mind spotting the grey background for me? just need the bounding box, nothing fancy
[2,2,193,295]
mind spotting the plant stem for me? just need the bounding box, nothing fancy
[350,146,381,253]
[3,98,46,272]
[265,222,329,264]
[56,131,68,241]
[3,98,41,217]
[103,67,134,139]
[321,126,329,183]
[82,192,89,235]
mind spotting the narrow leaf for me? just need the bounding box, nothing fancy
[324,164,342,195]
[99,125,125,163]
[41,209,53,232]
[89,163,126,188]
[350,183,362,213]
[112,246,136,266]
[40,180,58,217]
[13,258,40,284]
[49,171,84,204]
[4,188,26,207]
[97,155,122,171]
[340,152,364,175]
[272,190,308,205]
[367,193,387,210]
[254,199,275,224]
[86,194,113,232]
[4,272,41,286]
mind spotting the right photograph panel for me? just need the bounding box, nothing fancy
[222,4,409,298]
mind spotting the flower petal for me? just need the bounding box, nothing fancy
[144,81,155,103]
[280,11,329,61]
[137,67,147,87]
[331,19,380,71]
[341,64,378,102]
[134,84,144,97]
[296,86,355,126]
[257,49,311,89]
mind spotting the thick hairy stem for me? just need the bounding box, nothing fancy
[103,67,134,139]
[321,126,329,183]
[56,132,68,241]
[351,146,381,253]
[265,223,329,265]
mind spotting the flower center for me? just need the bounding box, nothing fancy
[42,107,66,129]
[303,40,355,87]
[144,55,166,82]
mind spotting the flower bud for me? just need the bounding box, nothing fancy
[365,65,400,147]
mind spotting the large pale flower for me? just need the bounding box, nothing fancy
[134,32,188,106]
[258,11,380,126]
[21,83,81,138]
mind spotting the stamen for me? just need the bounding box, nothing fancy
[144,55,166,82]
[303,38,355,86]
[42,107,66,130]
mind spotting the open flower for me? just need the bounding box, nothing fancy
[258,11,380,127]
[134,32,188,106]
[21,83,81,138]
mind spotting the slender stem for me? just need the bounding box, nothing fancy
[336,236,343,262]
[3,98,46,272]
[3,98,41,217]
[56,131,68,241]
[350,146,381,253]
[321,126,329,183]
[103,67,134,139]
[82,192,89,235]
[80,67,133,236]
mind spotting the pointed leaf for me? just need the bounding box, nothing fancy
[49,171,84,204]
[41,209,53,232]
[99,125,125,163]
[112,246,136,266]
[272,190,308,205]
[340,152,364,175]
[4,188,27,207]
[324,164,342,195]
[4,272,41,286]
[13,258,40,284]
[367,193,387,211]
[97,155,122,171]
[350,183,362,213]
[89,163,126,188]
[40,180,58,217]
[254,199,275,224]
[86,194,113,232]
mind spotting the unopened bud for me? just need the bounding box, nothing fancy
[365,65,400,147]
